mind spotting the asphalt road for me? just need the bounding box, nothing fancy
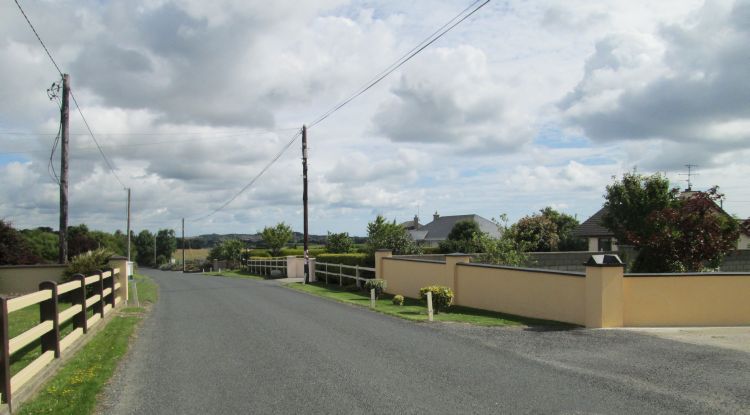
[99,268,750,414]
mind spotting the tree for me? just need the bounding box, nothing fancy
[20,227,58,262]
[209,239,244,263]
[472,215,529,266]
[135,230,155,266]
[439,220,481,253]
[602,172,678,246]
[538,207,586,251]
[67,224,98,259]
[366,215,421,255]
[507,214,559,252]
[0,220,40,265]
[155,229,176,264]
[326,232,353,253]
[634,187,739,272]
[261,222,293,256]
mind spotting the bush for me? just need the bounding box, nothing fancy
[63,249,114,280]
[364,279,387,298]
[392,295,404,306]
[419,286,454,314]
[280,248,327,257]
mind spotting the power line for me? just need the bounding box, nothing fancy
[308,0,490,128]
[69,89,127,189]
[192,129,303,221]
[13,0,63,76]
[193,0,490,220]
[0,127,299,136]
[14,0,127,189]
[0,130,297,155]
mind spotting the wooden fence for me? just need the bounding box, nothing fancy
[0,267,125,410]
[244,258,288,278]
[315,262,375,287]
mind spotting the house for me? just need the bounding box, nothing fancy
[405,212,502,247]
[574,201,750,252]
[571,207,617,252]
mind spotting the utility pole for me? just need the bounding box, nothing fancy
[302,125,309,284]
[153,235,157,266]
[182,218,185,273]
[126,188,131,261]
[58,74,70,264]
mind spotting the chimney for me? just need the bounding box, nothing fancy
[414,214,419,230]
[433,211,440,222]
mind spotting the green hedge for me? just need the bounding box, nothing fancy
[281,248,327,257]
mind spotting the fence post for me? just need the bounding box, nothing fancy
[325,263,328,285]
[104,267,116,311]
[72,274,88,334]
[94,270,105,319]
[0,296,11,409]
[355,265,361,289]
[339,264,343,287]
[39,281,61,359]
[370,289,375,308]
[427,291,434,322]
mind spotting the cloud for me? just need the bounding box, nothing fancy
[560,0,750,166]
[372,45,533,152]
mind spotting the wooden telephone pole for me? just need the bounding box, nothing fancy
[182,218,186,273]
[126,188,131,261]
[302,125,310,283]
[58,74,70,264]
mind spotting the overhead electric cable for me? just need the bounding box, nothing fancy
[308,0,490,128]
[13,0,63,75]
[193,129,303,220]
[193,0,490,220]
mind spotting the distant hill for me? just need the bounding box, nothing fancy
[178,232,366,249]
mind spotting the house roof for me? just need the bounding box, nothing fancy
[414,214,502,241]
[740,219,750,236]
[572,207,613,237]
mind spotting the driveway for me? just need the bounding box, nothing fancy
[99,268,750,414]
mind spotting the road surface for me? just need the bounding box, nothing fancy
[99,268,750,414]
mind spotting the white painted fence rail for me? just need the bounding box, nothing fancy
[314,262,375,287]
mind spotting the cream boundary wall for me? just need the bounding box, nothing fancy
[383,258,446,299]
[0,265,67,294]
[377,251,750,328]
[457,264,585,325]
[624,274,750,327]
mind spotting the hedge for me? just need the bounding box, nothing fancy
[315,253,371,267]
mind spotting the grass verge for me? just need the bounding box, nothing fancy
[203,269,264,280]
[288,282,574,327]
[130,273,158,306]
[17,315,141,415]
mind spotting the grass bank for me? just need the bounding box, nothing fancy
[16,273,158,414]
[288,282,573,328]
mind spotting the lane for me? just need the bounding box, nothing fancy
[100,269,750,414]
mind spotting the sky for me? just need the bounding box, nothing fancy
[1,0,749,237]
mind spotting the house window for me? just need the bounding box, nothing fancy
[598,238,612,251]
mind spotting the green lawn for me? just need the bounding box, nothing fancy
[288,282,574,327]
[17,315,141,415]
[203,269,264,280]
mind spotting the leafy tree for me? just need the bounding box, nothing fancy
[633,187,739,272]
[155,229,177,263]
[67,224,98,259]
[538,207,586,251]
[507,214,559,252]
[0,220,40,265]
[439,220,482,253]
[366,215,421,255]
[63,248,113,280]
[326,232,353,253]
[209,239,245,263]
[602,172,678,246]
[20,227,58,262]
[261,222,294,256]
[135,230,155,266]
[473,215,529,266]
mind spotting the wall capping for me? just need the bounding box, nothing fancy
[458,262,585,277]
